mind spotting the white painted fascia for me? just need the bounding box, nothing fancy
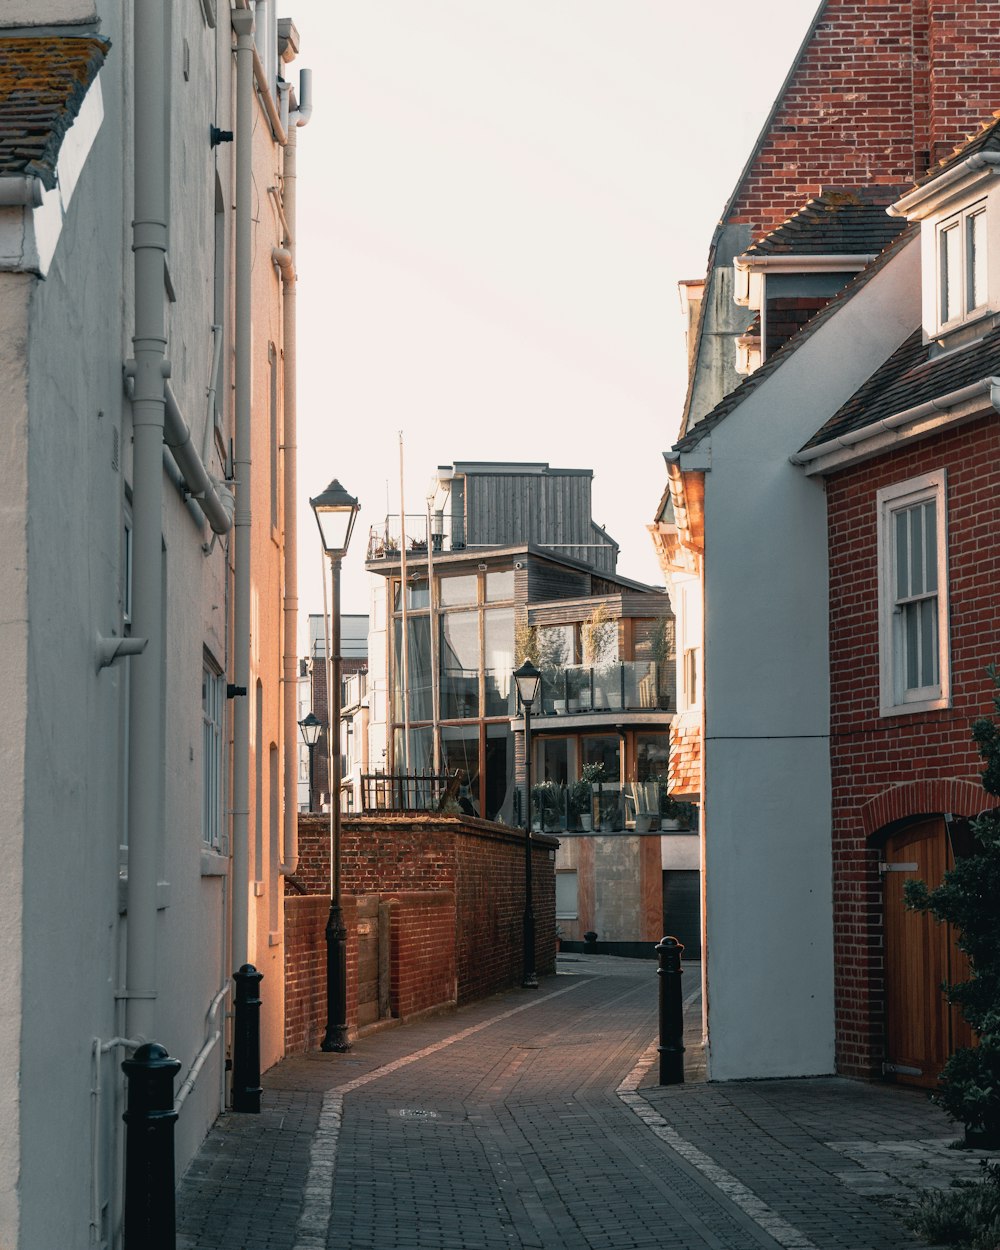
[890,152,1000,221]
[733,253,873,310]
[0,71,104,277]
[791,377,1000,475]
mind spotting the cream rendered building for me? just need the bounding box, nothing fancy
[0,1,310,1244]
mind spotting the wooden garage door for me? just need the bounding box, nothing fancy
[883,819,973,1089]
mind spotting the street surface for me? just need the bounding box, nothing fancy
[178,954,987,1249]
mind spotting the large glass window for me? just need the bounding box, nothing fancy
[486,569,514,602]
[938,201,988,329]
[485,724,514,823]
[392,725,435,774]
[581,734,621,783]
[393,616,433,721]
[394,578,430,610]
[484,607,514,716]
[539,737,571,786]
[440,612,480,719]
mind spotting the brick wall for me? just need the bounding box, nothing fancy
[285,813,557,1053]
[727,0,1000,239]
[825,418,1000,1076]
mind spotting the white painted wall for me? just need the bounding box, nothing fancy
[695,236,921,1080]
[0,275,30,1250]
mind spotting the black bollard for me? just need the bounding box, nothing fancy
[122,1042,181,1250]
[231,963,263,1112]
[656,935,685,1085]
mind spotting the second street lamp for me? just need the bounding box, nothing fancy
[513,658,542,989]
[310,478,360,1053]
[298,711,321,813]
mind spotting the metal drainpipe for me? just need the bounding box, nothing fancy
[277,90,305,876]
[125,0,168,1045]
[231,4,255,976]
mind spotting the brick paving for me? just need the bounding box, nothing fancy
[177,954,996,1249]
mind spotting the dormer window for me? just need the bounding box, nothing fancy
[938,202,987,328]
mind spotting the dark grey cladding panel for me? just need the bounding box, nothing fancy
[526,559,591,604]
[464,470,598,550]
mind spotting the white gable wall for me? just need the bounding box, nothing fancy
[696,235,921,1079]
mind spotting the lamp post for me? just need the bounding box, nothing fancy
[513,658,542,989]
[310,478,360,1052]
[298,711,321,813]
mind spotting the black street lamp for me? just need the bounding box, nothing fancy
[513,658,542,990]
[298,711,322,813]
[310,478,360,1053]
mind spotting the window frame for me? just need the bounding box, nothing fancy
[202,654,225,847]
[936,200,988,333]
[877,470,950,717]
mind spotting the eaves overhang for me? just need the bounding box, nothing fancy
[790,377,1000,476]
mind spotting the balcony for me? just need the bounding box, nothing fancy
[531,662,670,717]
[367,513,466,562]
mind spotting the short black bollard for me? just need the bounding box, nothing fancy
[231,963,263,1113]
[583,930,598,950]
[122,1042,181,1250]
[656,935,685,1085]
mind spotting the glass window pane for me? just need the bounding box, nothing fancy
[441,726,480,816]
[485,723,514,824]
[556,870,579,919]
[439,573,478,607]
[392,725,435,774]
[484,607,514,716]
[486,569,515,602]
[440,612,480,718]
[393,578,429,611]
[920,597,938,688]
[904,603,919,690]
[941,222,961,322]
[392,616,433,721]
[894,509,909,600]
[581,735,620,784]
[909,505,924,596]
[923,500,937,593]
[968,209,987,311]
[636,733,669,782]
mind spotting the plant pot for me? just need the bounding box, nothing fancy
[579,814,593,832]
[567,699,579,713]
[553,699,567,715]
[635,814,653,833]
[661,818,681,830]
[964,1125,1000,1149]
[532,821,542,833]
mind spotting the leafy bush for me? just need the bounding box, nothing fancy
[904,664,1000,1147]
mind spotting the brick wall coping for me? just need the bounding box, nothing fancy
[298,811,560,851]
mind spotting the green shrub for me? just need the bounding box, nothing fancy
[906,1162,1000,1250]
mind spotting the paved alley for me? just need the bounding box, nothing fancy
[177,956,990,1249]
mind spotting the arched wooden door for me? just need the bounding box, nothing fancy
[882,819,973,1089]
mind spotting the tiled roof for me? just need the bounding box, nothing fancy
[799,325,1000,453]
[675,225,919,452]
[912,111,1000,191]
[0,37,110,189]
[745,187,910,258]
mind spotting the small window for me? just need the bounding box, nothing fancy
[877,471,950,716]
[202,657,225,846]
[556,870,578,920]
[938,202,988,330]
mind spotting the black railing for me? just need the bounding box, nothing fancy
[361,769,460,813]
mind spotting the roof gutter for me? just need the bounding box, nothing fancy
[790,377,1000,474]
[734,253,874,273]
[0,176,44,207]
[889,153,1000,220]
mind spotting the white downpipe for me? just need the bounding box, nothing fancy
[426,497,441,773]
[398,433,410,770]
[89,1037,142,1246]
[163,381,234,535]
[174,984,230,1112]
[125,0,168,1046]
[231,5,255,973]
[277,80,309,875]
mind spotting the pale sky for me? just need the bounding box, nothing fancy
[291,1,820,621]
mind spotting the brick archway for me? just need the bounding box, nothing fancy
[860,779,984,839]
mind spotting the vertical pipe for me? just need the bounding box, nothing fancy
[126,0,169,1045]
[231,6,255,975]
[398,433,410,770]
[280,119,300,874]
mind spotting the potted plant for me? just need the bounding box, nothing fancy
[659,785,695,830]
[569,778,594,831]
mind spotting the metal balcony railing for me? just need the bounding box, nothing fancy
[532,661,670,716]
[366,513,467,562]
